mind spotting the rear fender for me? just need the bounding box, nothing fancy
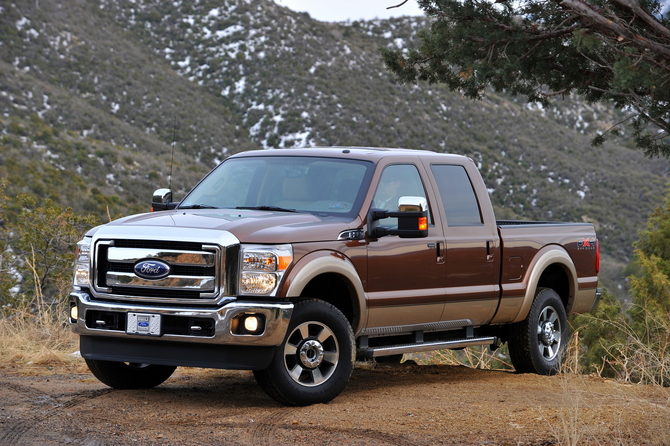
[510,246,577,324]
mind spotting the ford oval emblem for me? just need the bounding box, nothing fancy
[134,260,171,280]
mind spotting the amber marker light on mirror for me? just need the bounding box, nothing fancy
[418,217,428,231]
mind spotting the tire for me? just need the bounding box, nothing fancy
[85,359,177,389]
[253,299,355,406]
[508,288,567,375]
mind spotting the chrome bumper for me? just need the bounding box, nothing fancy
[69,291,293,346]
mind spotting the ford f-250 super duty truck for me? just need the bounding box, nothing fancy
[69,147,601,406]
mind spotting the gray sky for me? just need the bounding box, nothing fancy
[274,0,425,22]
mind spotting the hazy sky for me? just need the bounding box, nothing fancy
[274,0,425,22]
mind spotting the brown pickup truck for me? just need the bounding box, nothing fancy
[69,147,601,406]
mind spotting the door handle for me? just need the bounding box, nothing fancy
[436,242,445,264]
[486,241,494,262]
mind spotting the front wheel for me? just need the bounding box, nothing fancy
[85,359,177,389]
[253,299,354,406]
[508,288,567,375]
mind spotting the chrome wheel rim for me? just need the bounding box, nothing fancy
[284,321,339,387]
[537,306,562,361]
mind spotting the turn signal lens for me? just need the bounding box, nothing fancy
[243,251,278,271]
[418,216,428,231]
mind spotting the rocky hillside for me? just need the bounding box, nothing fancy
[1,0,668,296]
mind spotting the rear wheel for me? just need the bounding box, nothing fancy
[508,288,567,375]
[85,359,177,389]
[253,299,354,406]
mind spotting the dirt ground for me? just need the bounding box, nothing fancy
[0,360,669,446]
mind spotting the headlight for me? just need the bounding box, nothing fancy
[73,237,92,288]
[239,245,292,295]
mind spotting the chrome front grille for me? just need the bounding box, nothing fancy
[92,239,223,304]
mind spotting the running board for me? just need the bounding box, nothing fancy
[357,336,498,358]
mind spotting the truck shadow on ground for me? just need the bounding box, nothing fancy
[147,362,516,409]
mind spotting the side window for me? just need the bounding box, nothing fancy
[373,164,430,227]
[431,164,483,226]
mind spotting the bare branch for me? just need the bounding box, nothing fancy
[387,0,409,10]
[610,0,670,41]
[558,0,670,61]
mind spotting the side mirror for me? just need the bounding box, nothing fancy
[368,196,429,239]
[151,188,178,211]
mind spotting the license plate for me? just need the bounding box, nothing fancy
[126,312,161,336]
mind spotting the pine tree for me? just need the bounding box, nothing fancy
[570,287,625,376]
[615,188,670,384]
[382,0,670,156]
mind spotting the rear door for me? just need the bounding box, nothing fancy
[426,162,501,326]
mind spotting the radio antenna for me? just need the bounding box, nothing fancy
[169,116,177,191]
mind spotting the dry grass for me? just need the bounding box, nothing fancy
[542,372,670,446]
[543,331,670,446]
[407,345,514,370]
[0,303,81,373]
[0,252,83,373]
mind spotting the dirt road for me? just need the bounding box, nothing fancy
[0,361,668,446]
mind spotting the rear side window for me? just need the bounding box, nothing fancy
[431,164,483,226]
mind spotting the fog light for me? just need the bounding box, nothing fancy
[233,314,265,335]
[70,305,79,322]
[244,315,260,332]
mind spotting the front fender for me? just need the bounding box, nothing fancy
[279,250,366,335]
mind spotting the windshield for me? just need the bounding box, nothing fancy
[179,156,373,218]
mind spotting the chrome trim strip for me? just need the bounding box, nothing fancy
[70,291,292,346]
[107,248,216,266]
[106,272,215,291]
[93,239,114,293]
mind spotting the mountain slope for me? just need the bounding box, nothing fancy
[1,0,668,297]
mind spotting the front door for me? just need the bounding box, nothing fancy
[366,164,446,328]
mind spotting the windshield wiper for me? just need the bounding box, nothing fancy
[236,206,299,213]
[179,203,219,209]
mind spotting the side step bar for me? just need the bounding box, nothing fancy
[357,336,498,358]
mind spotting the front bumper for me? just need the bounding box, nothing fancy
[69,290,293,347]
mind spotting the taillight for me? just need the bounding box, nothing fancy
[595,239,600,274]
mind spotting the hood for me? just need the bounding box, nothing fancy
[99,209,357,244]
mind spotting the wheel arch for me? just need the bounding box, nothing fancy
[281,251,366,335]
[511,246,577,323]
